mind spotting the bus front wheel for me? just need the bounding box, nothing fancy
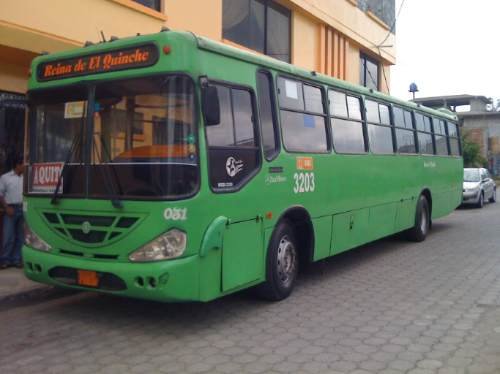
[405,195,430,242]
[256,220,299,301]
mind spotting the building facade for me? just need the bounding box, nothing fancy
[414,95,500,175]
[0,0,395,173]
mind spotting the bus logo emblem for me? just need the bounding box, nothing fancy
[226,157,244,177]
[81,221,92,234]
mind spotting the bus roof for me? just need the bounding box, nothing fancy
[29,30,457,122]
[195,35,457,121]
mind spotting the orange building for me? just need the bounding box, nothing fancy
[0,0,396,172]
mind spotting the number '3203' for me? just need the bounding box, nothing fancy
[293,172,315,193]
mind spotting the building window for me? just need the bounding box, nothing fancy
[360,54,379,90]
[223,0,291,63]
[133,0,161,11]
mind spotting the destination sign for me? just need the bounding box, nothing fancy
[37,44,159,82]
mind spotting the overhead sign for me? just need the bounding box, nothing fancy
[37,44,159,82]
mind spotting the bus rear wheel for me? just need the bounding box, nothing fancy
[256,220,299,301]
[405,195,430,242]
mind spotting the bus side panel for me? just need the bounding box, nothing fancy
[395,197,416,232]
[331,208,369,255]
[368,202,399,241]
[312,215,333,261]
[199,247,223,302]
[432,189,456,219]
[222,219,263,292]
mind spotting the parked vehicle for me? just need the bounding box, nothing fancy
[462,168,496,208]
[22,31,463,303]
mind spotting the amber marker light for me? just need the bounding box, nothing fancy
[163,45,172,55]
[265,212,273,220]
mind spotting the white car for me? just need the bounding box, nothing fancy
[462,168,496,208]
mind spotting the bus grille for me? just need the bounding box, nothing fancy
[41,212,141,246]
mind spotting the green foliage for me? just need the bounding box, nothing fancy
[461,131,488,167]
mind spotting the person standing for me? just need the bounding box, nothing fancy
[0,156,24,269]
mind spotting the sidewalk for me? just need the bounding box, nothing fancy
[0,267,47,300]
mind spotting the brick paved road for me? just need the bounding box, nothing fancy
[2,203,500,374]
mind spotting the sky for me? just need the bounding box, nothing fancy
[390,0,500,102]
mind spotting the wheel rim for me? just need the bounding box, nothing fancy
[480,194,484,206]
[276,235,297,288]
[420,204,428,234]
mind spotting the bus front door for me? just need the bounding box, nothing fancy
[222,218,263,292]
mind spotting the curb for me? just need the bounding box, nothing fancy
[0,286,77,311]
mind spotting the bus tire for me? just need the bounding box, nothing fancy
[405,195,430,242]
[256,220,299,301]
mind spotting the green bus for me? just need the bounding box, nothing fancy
[23,30,462,302]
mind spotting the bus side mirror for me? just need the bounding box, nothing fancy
[202,86,220,126]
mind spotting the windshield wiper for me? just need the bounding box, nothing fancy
[50,113,85,205]
[93,134,123,209]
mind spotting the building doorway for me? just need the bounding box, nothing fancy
[0,92,26,175]
[0,92,26,249]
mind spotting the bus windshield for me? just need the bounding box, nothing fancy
[28,75,199,199]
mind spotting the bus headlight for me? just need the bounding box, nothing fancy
[129,229,187,262]
[24,223,52,252]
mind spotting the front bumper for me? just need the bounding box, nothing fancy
[462,190,480,204]
[22,245,200,302]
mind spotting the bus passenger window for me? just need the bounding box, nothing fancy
[329,90,366,154]
[379,104,390,125]
[329,91,348,118]
[277,77,304,111]
[365,100,379,123]
[447,122,460,156]
[279,77,328,153]
[415,113,425,131]
[331,119,365,154]
[256,71,279,160]
[347,96,362,120]
[415,113,434,155]
[423,116,432,132]
[365,99,393,154]
[393,107,405,128]
[403,110,413,129]
[433,118,449,155]
[281,111,328,153]
[393,107,416,153]
[304,85,324,114]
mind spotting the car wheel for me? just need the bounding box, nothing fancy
[255,220,299,301]
[405,195,430,242]
[489,188,496,203]
[476,192,484,208]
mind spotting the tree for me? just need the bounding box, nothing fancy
[461,131,487,167]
